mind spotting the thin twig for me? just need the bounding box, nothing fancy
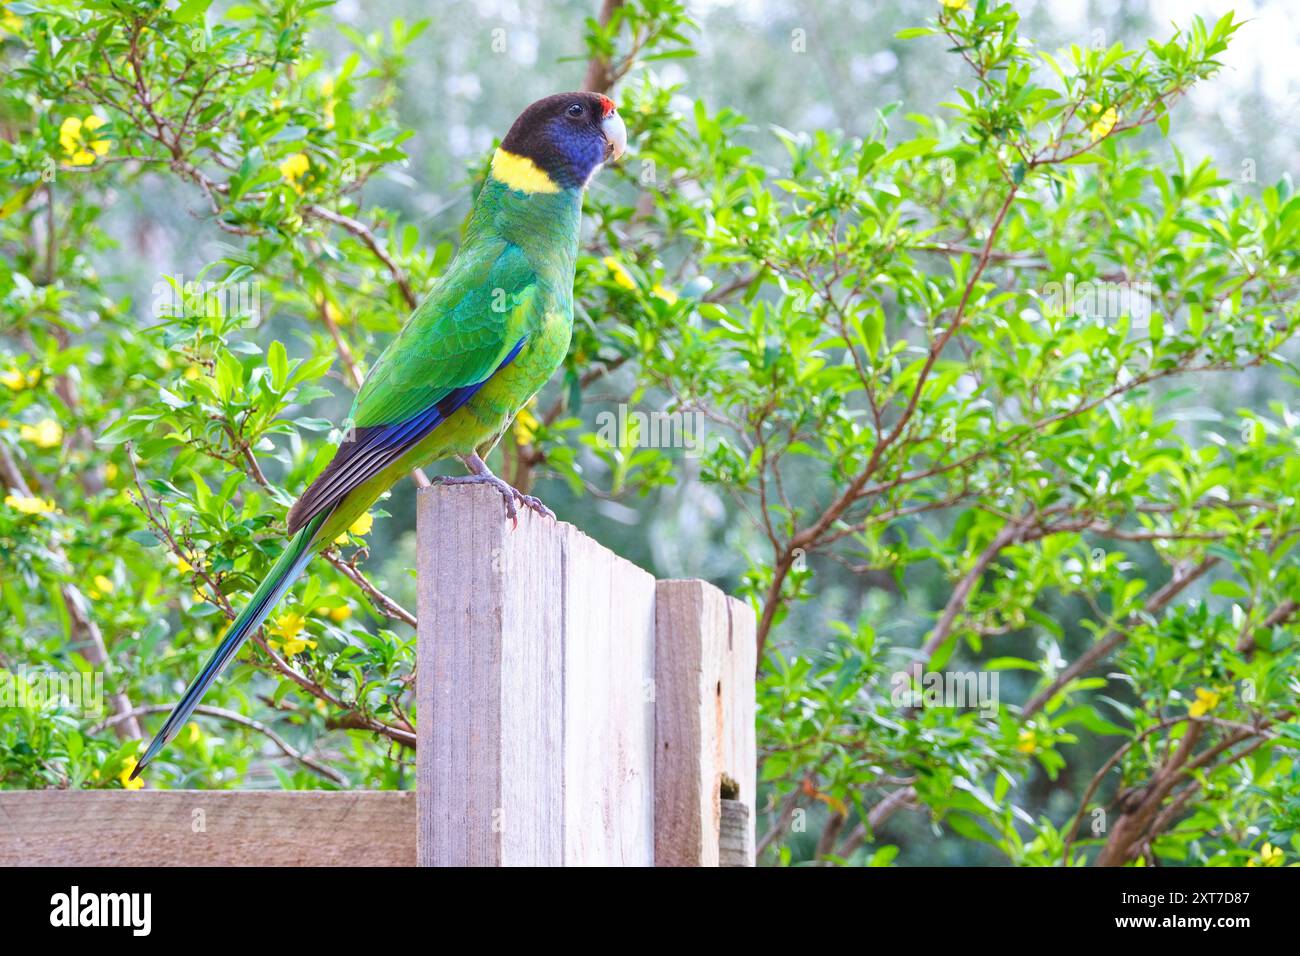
[92,703,349,785]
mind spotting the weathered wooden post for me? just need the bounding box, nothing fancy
[654,580,756,866]
[0,485,756,866]
[416,484,756,866]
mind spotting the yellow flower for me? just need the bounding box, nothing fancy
[270,611,306,640]
[334,511,373,544]
[174,554,193,574]
[313,294,347,326]
[1,367,38,390]
[268,611,316,656]
[184,721,202,745]
[1,4,23,34]
[513,401,540,446]
[1087,104,1118,142]
[59,115,111,167]
[279,152,310,193]
[1188,687,1220,718]
[941,0,968,8]
[651,283,678,305]
[1247,843,1284,867]
[183,364,201,380]
[275,636,316,656]
[104,462,118,482]
[1016,729,1038,754]
[88,574,114,599]
[328,604,352,623]
[20,419,62,448]
[4,494,55,516]
[119,758,144,790]
[603,256,636,290]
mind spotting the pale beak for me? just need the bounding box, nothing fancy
[602,110,627,161]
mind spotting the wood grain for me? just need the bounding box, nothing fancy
[417,482,560,865]
[0,790,415,866]
[416,484,656,865]
[725,595,758,862]
[560,521,656,865]
[719,798,754,867]
[654,580,757,866]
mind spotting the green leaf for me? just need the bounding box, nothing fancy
[878,137,939,167]
[268,340,288,392]
[173,0,214,22]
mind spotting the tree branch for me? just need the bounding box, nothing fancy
[92,703,348,785]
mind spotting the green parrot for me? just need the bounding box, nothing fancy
[132,92,627,778]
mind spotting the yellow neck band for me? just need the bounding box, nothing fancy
[490,148,561,194]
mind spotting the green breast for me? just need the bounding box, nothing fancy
[465,306,571,441]
[452,176,583,448]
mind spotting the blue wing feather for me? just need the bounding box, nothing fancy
[286,336,527,533]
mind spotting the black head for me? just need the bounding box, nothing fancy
[497,92,627,190]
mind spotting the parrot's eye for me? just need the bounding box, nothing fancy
[566,103,585,117]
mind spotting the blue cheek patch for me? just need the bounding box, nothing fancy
[547,117,606,187]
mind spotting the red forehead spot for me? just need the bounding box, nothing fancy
[595,95,615,117]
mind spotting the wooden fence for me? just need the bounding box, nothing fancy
[0,484,756,866]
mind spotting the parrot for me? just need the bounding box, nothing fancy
[131,91,627,778]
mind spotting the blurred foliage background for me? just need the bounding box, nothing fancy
[1,0,1298,866]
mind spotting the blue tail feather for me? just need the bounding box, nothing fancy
[132,515,326,778]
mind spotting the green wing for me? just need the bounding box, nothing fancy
[352,239,538,427]
[286,239,538,534]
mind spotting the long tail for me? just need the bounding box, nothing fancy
[131,514,327,779]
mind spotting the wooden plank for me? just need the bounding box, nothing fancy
[1,488,753,869]
[0,790,414,866]
[416,484,656,866]
[725,594,758,863]
[416,483,563,866]
[654,579,723,866]
[719,799,753,867]
[560,521,656,865]
[654,580,757,866]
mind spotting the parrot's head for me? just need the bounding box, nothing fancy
[493,91,627,193]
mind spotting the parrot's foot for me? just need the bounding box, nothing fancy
[436,474,556,525]
[437,454,556,526]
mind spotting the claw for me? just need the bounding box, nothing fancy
[519,494,556,521]
[435,471,555,526]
